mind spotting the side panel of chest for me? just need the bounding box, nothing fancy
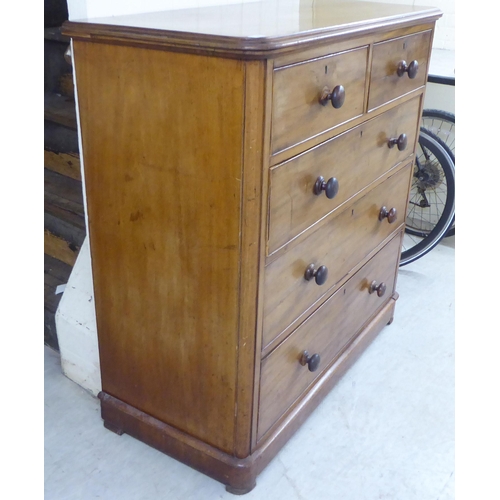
[73,41,256,454]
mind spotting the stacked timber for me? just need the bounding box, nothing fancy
[44,26,85,350]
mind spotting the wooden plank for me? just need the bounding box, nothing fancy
[44,201,86,230]
[44,168,84,207]
[44,308,59,351]
[44,27,71,44]
[44,205,86,247]
[44,150,81,181]
[44,92,78,130]
[45,253,73,282]
[44,253,72,326]
[44,283,63,313]
[44,192,85,219]
[59,73,75,98]
[44,120,79,154]
[44,230,79,266]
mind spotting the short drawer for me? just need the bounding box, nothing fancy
[368,30,431,110]
[262,162,411,350]
[258,232,402,440]
[272,46,368,155]
[268,95,420,254]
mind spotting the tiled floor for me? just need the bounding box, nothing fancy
[45,236,454,500]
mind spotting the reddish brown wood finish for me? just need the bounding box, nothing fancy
[259,233,402,439]
[267,96,420,254]
[262,163,412,349]
[98,290,398,492]
[66,2,440,493]
[74,41,246,454]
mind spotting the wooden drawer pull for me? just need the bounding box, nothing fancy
[300,351,321,372]
[369,281,387,297]
[379,206,398,224]
[388,133,408,151]
[313,176,339,199]
[319,84,346,108]
[397,59,419,79]
[304,264,328,285]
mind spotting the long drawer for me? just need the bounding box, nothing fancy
[263,162,411,350]
[272,46,368,155]
[258,232,402,440]
[368,30,432,110]
[268,96,420,254]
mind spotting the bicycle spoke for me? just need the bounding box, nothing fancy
[401,127,455,266]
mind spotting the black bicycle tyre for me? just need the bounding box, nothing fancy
[400,128,455,267]
[404,128,455,238]
[421,109,455,155]
[421,109,456,237]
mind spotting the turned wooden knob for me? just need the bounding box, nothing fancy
[320,85,345,108]
[313,176,339,199]
[379,206,398,223]
[388,133,408,151]
[304,264,328,285]
[397,60,419,79]
[300,351,321,372]
[369,281,387,297]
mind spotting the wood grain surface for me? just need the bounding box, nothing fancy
[66,2,438,490]
[262,162,411,349]
[268,95,421,253]
[272,46,368,154]
[74,41,247,454]
[258,232,402,439]
[368,30,432,110]
[62,1,440,59]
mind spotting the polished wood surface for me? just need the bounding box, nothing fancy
[99,289,396,492]
[263,162,411,349]
[272,46,368,154]
[74,41,248,454]
[233,59,268,459]
[66,1,439,492]
[368,29,432,110]
[268,96,420,253]
[62,0,440,58]
[259,232,401,439]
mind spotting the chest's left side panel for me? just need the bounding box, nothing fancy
[73,40,251,454]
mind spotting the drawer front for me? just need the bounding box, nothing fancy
[268,96,420,253]
[263,162,411,349]
[272,46,368,155]
[258,232,402,440]
[368,30,431,110]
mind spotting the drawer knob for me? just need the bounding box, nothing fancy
[304,263,328,286]
[379,206,398,224]
[320,85,345,108]
[388,133,408,151]
[397,59,419,79]
[369,281,387,297]
[300,351,321,372]
[314,176,339,199]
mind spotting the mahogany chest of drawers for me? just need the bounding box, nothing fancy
[63,1,441,493]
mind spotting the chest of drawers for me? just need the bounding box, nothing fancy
[63,0,441,493]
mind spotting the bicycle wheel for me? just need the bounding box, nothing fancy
[421,109,455,157]
[404,128,454,239]
[421,109,455,236]
[400,128,455,267]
